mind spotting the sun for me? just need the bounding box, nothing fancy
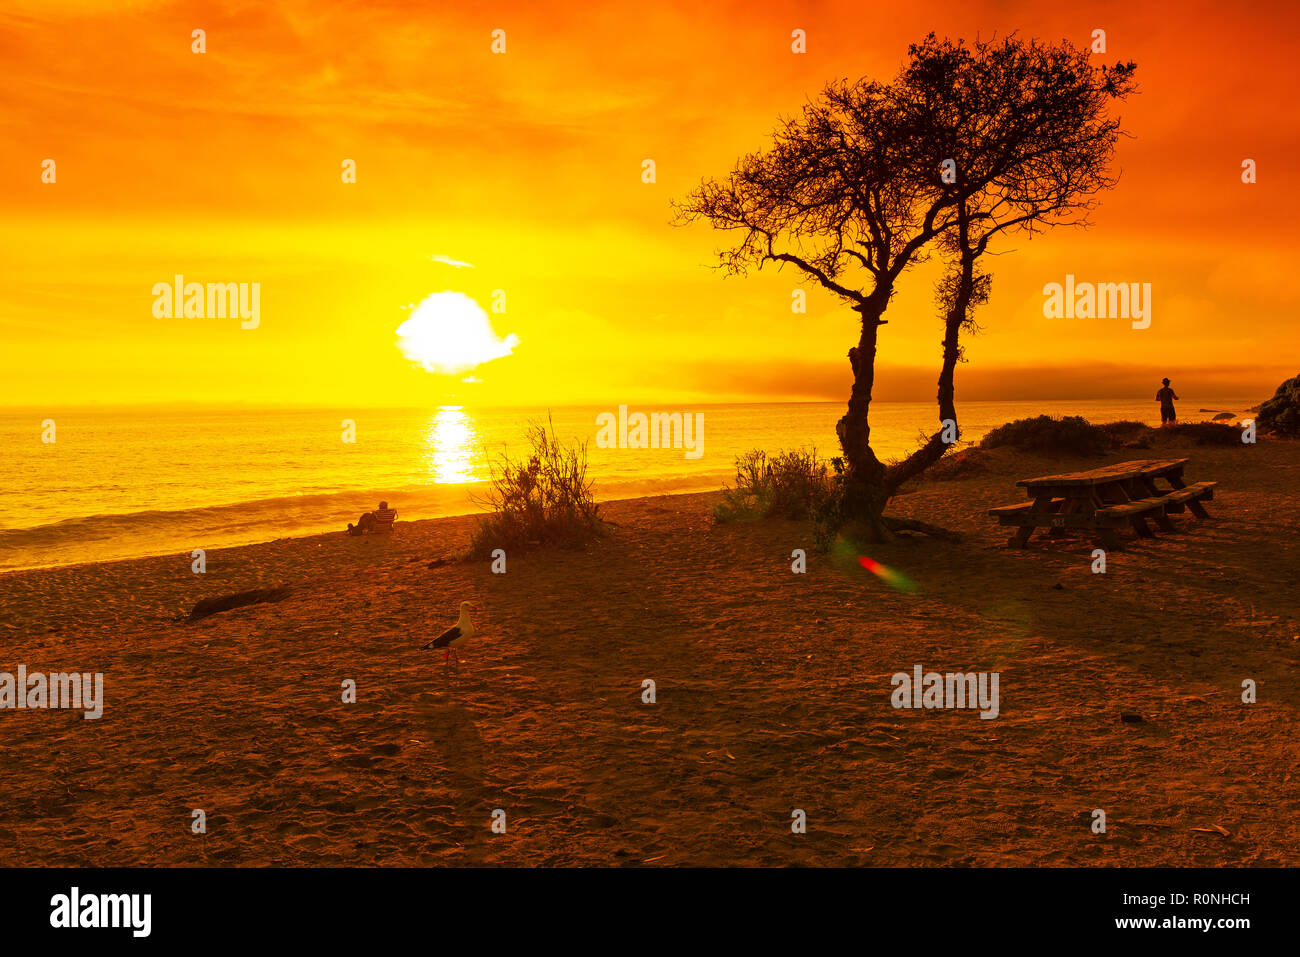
[395,291,519,376]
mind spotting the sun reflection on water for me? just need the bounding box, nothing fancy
[422,406,484,484]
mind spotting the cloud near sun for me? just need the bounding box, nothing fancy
[395,291,520,376]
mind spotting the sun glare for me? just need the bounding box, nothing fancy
[422,405,483,484]
[395,291,519,376]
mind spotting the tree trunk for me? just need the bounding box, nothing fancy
[836,289,894,541]
[884,206,975,494]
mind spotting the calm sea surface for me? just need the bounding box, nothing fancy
[0,399,1252,571]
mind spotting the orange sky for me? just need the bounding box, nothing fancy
[1,0,1296,408]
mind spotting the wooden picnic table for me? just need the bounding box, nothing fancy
[989,458,1217,550]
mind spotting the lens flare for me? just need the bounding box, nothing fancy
[858,556,917,593]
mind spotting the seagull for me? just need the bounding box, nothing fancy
[422,601,474,663]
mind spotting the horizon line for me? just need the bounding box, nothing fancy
[0,395,1265,413]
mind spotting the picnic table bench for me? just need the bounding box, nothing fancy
[988,458,1216,550]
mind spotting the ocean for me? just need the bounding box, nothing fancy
[0,399,1252,572]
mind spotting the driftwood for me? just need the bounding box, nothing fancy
[881,516,963,541]
[187,587,292,622]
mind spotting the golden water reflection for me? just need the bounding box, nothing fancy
[422,406,485,484]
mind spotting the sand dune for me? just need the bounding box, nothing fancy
[1,436,1297,866]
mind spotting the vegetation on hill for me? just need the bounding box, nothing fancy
[979,415,1111,456]
[1166,422,1245,446]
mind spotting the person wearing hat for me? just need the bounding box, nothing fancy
[1156,377,1179,427]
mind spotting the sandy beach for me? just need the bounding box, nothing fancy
[2,433,1297,867]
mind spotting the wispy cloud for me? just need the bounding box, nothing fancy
[429,254,474,269]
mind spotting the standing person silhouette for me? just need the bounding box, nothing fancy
[1156,377,1179,427]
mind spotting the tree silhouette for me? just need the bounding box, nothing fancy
[887,36,1137,493]
[677,34,1136,541]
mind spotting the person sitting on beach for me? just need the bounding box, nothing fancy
[347,501,397,535]
[1156,377,1179,427]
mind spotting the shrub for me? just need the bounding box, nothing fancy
[1099,420,1153,440]
[1099,419,1156,449]
[1166,422,1244,446]
[921,447,991,480]
[811,456,848,551]
[714,449,834,523]
[979,415,1111,456]
[469,416,604,558]
[1258,372,1300,437]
